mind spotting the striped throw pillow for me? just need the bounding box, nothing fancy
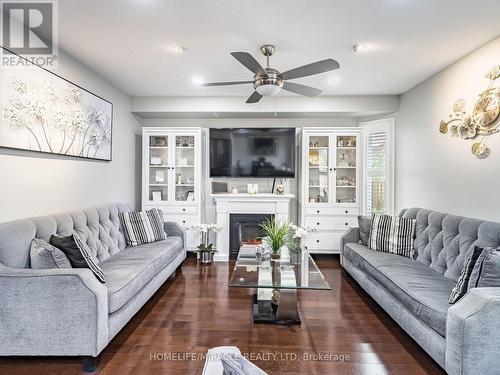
[119,209,166,247]
[368,213,416,258]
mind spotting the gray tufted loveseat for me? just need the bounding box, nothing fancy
[0,203,185,370]
[341,208,500,375]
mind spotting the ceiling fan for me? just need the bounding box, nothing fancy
[202,44,340,103]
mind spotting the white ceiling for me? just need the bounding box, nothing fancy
[59,0,500,97]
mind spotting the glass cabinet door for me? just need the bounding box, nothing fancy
[174,135,196,202]
[335,135,357,204]
[148,135,169,202]
[307,135,330,204]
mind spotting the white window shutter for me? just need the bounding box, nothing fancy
[360,119,394,216]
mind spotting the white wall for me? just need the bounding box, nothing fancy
[0,51,141,222]
[395,37,500,221]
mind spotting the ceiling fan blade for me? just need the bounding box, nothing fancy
[202,81,253,87]
[282,82,322,97]
[231,52,267,76]
[246,91,263,103]
[280,59,340,80]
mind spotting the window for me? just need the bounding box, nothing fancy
[360,118,394,216]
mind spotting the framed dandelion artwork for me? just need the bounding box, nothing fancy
[0,47,113,161]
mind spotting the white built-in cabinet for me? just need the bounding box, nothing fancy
[142,127,204,251]
[299,128,362,254]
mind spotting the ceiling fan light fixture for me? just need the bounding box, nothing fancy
[256,83,281,96]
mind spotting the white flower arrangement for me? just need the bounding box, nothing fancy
[189,223,223,253]
[190,223,223,233]
[290,224,317,239]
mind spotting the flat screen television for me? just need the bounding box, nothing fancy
[209,128,296,178]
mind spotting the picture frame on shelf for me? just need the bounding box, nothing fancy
[154,170,165,183]
[152,191,162,202]
[150,156,162,165]
[186,191,195,201]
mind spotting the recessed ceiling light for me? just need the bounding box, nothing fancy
[168,44,186,55]
[191,75,205,86]
[328,76,339,85]
[352,43,367,54]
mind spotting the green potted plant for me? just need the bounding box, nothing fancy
[259,218,293,260]
[191,223,222,264]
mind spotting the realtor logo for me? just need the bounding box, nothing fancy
[1,0,58,67]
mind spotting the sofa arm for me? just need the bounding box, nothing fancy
[0,263,108,356]
[164,222,185,248]
[340,227,360,265]
[446,288,500,375]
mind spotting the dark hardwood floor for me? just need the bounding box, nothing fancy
[0,255,445,375]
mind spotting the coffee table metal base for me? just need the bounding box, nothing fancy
[252,290,301,325]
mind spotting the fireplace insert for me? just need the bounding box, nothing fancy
[229,213,274,259]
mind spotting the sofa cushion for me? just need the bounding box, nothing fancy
[368,214,415,257]
[119,209,166,247]
[50,234,106,283]
[30,238,72,269]
[100,236,183,313]
[449,246,483,304]
[344,243,455,336]
[358,215,371,245]
[468,247,500,289]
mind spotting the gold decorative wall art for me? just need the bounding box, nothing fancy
[439,65,500,159]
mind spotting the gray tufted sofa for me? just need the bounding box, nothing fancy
[0,203,185,370]
[341,208,500,375]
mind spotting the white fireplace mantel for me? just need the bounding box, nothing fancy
[211,193,295,261]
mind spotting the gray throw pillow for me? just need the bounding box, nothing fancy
[358,215,371,245]
[30,238,72,269]
[468,247,500,289]
[449,246,483,304]
[50,233,106,283]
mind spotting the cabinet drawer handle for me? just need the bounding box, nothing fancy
[316,240,320,243]
[182,208,186,212]
[317,210,320,213]
[345,210,348,214]
[182,220,186,224]
[316,222,320,226]
[345,222,348,226]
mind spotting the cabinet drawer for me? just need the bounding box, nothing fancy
[164,206,198,214]
[163,214,198,228]
[144,205,198,215]
[303,231,344,251]
[304,216,357,231]
[305,207,360,216]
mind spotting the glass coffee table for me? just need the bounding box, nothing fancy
[229,247,331,325]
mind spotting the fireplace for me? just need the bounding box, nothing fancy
[229,214,274,259]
